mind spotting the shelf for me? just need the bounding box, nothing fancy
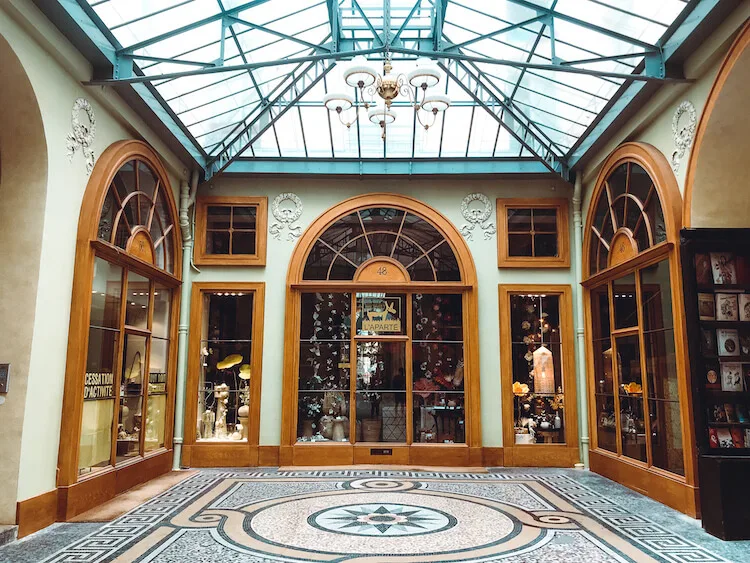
[708,422,750,427]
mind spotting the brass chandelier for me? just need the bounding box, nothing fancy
[323,54,450,140]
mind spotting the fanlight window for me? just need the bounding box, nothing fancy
[97,160,176,274]
[589,162,667,275]
[303,207,460,281]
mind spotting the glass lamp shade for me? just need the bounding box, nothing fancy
[532,345,555,395]
[344,56,377,87]
[421,94,450,113]
[407,59,441,88]
[368,107,396,125]
[323,92,354,112]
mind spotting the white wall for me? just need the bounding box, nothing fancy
[193,177,575,447]
[0,0,189,505]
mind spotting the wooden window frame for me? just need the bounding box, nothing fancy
[499,284,579,467]
[280,194,481,467]
[57,140,182,520]
[497,198,570,268]
[194,196,267,266]
[183,282,265,467]
[582,142,698,517]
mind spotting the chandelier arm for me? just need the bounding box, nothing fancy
[415,107,438,130]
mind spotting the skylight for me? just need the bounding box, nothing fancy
[78,0,693,178]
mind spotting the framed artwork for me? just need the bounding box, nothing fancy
[739,294,750,321]
[721,362,744,391]
[716,293,739,321]
[717,329,739,357]
[698,293,716,321]
[695,253,713,285]
[704,360,721,389]
[711,252,738,285]
[701,328,717,356]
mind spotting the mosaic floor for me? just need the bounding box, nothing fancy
[3,468,749,563]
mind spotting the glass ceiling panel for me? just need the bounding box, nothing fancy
[82,0,694,174]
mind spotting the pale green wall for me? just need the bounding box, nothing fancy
[0,0,189,510]
[193,177,575,447]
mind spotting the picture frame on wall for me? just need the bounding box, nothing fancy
[699,293,716,321]
[701,328,717,356]
[721,362,744,392]
[711,252,738,285]
[717,328,740,357]
[739,294,750,321]
[705,360,721,389]
[716,293,740,321]
[695,253,713,286]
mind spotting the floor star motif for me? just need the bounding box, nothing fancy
[310,503,455,537]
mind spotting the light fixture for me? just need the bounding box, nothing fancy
[324,54,450,141]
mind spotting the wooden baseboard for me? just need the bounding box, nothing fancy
[590,449,700,517]
[504,445,580,468]
[58,450,173,521]
[482,447,504,466]
[259,446,280,466]
[16,489,58,538]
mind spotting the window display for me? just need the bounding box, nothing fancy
[508,294,565,444]
[683,236,750,453]
[76,154,178,477]
[197,292,254,442]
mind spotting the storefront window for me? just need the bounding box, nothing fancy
[508,294,565,444]
[293,204,470,448]
[75,153,179,478]
[197,293,254,442]
[586,152,685,477]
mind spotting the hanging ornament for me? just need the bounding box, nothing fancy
[532,345,555,394]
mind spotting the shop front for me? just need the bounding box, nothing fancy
[279,194,482,466]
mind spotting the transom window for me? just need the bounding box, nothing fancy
[588,163,667,276]
[303,207,460,281]
[97,159,176,274]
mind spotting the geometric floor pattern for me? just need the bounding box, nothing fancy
[5,469,741,562]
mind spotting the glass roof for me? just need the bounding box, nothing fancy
[80,0,693,178]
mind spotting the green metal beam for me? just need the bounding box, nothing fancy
[117,0,272,54]
[327,0,342,51]
[226,15,332,52]
[504,0,659,51]
[431,0,447,50]
[224,157,554,175]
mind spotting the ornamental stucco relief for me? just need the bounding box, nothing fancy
[270,192,303,240]
[671,100,697,172]
[460,193,496,240]
[66,97,97,175]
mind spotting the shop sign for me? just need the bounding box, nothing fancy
[361,298,402,333]
[84,372,114,400]
[148,372,167,394]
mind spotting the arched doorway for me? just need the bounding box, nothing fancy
[0,34,48,528]
[280,194,480,466]
[684,19,750,228]
[583,142,697,516]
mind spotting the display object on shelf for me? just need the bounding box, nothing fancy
[681,229,750,539]
[508,294,565,444]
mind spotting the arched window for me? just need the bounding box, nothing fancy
[588,161,667,276]
[97,159,176,272]
[58,141,181,516]
[282,195,479,466]
[302,207,460,282]
[583,143,696,514]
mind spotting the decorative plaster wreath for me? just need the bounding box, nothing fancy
[66,97,97,175]
[671,100,697,172]
[460,193,496,240]
[269,192,303,240]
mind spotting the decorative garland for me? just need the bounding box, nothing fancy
[269,192,303,240]
[66,97,96,175]
[671,100,697,172]
[459,193,496,240]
